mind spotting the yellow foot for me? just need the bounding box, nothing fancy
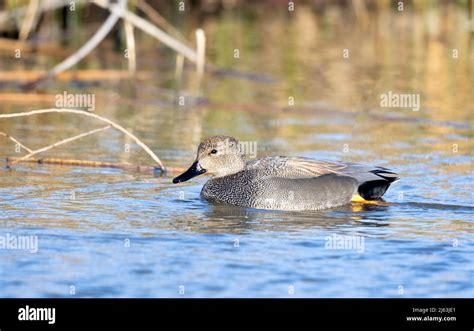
[351,194,389,206]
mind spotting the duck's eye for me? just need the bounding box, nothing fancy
[210,149,218,155]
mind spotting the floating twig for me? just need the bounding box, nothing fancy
[5,157,186,174]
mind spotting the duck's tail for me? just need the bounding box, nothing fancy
[354,169,399,201]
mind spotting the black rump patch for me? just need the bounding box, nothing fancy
[358,180,390,200]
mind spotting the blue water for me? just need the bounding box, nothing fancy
[0,156,472,297]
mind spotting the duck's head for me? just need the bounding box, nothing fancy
[172,136,246,183]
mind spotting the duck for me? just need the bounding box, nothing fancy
[172,136,399,211]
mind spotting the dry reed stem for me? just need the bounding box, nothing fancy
[351,0,369,24]
[93,0,197,63]
[124,19,137,74]
[9,125,111,165]
[0,131,33,153]
[0,0,84,25]
[175,54,184,86]
[0,108,165,169]
[19,0,39,41]
[195,29,206,81]
[135,0,187,42]
[23,0,126,88]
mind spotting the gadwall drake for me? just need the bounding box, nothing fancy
[173,136,399,211]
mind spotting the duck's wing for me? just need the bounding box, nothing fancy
[247,156,349,178]
[283,157,348,177]
[247,156,399,200]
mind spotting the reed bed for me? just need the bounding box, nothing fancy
[0,1,208,171]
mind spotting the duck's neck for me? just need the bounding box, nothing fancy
[214,158,246,178]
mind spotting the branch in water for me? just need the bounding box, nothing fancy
[9,125,111,165]
[0,108,165,169]
[5,157,186,174]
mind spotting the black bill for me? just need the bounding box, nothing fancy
[172,161,207,183]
